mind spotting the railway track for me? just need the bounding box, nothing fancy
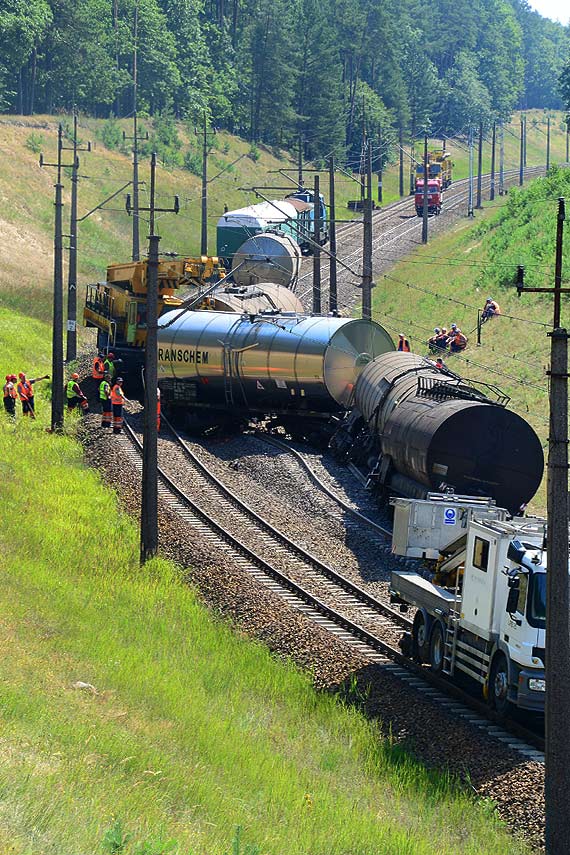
[297,165,546,308]
[121,415,545,763]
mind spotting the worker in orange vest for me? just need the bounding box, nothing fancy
[3,374,17,419]
[17,372,49,418]
[450,329,468,353]
[397,333,411,352]
[110,377,126,434]
[92,352,105,380]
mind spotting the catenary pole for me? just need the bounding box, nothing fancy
[377,128,383,204]
[476,120,483,209]
[298,135,303,188]
[524,113,527,167]
[141,152,160,564]
[516,199,570,854]
[136,153,179,564]
[422,133,429,243]
[468,126,474,217]
[52,136,65,430]
[40,124,75,430]
[490,120,496,202]
[361,142,373,320]
[546,114,551,171]
[499,121,505,196]
[519,116,524,187]
[63,112,91,362]
[328,156,337,313]
[312,175,321,314]
[566,118,569,164]
[399,124,404,197]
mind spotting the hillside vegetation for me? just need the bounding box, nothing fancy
[1,0,569,168]
[372,166,570,514]
[0,109,568,327]
[0,312,530,855]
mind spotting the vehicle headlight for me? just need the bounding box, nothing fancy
[528,678,546,692]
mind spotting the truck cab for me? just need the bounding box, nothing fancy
[390,496,552,714]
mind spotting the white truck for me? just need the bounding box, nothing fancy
[389,494,547,714]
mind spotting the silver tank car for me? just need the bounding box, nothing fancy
[158,310,394,422]
[339,352,544,512]
[232,233,302,289]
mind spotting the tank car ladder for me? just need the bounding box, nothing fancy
[222,345,235,407]
[442,572,462,676]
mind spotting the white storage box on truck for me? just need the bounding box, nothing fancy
[390,497,550,715]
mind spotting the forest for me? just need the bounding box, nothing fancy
[1,0,569,161]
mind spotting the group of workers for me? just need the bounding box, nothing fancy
[91,352,127,434]
[3,372,50,419]
[92,352,160,433]
[428,323,468,354]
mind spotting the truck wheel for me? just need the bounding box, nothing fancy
[429,622,445,674]
[412,611,430,663]
[489,653,513,716]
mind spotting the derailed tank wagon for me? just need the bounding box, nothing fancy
[157,311,395,435]
[331,352,544,515]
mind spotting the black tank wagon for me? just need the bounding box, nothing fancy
[331,352,544,513]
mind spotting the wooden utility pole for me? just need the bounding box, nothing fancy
[476,121,483,209]
[517,198,570,855]
[328,156,337,313]
[361,142,373,320]
[547,114,551,171]
[490,120,496,202]
[135,153,179,564]
[468,126,474,217]
[519,116,524,186]
[377,128,383,204]
[40,124,75,430]
[312,175,321,314]
[409,141,416,196]
[62,112,91,363]
[422,133,429,243]
[196,113,216,255]
[399,124,404,197]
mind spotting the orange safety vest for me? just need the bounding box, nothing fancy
[3,381,17,399]
[398,339,410,352]
[17,380,33,401]
[110,383,125,405]
[92,356,105,379]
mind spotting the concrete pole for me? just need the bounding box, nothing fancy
[490,121,496,202]
[361,142,373,320]
[312,175,321,314]
[140,152,160,564]
[468,126,474,217]
[476,121,483,209]
[422,133,429,243]
[328,156,337,313]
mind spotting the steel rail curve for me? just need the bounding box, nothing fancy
[121,416,544,761]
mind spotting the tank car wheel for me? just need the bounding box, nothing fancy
[429,621,445,674]
[489,653,513,717]
[412,611,431,664]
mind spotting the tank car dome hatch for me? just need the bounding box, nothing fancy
[353,352,544,512]
[232,233,302,289]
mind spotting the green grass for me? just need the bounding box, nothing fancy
[0,310,530,855]
[371,164,570,515]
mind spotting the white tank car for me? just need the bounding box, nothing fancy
[232,233,302,290]
[157,310,394,426]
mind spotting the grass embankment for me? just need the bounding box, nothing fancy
[372,165,570,515]
[0,313,530,855]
